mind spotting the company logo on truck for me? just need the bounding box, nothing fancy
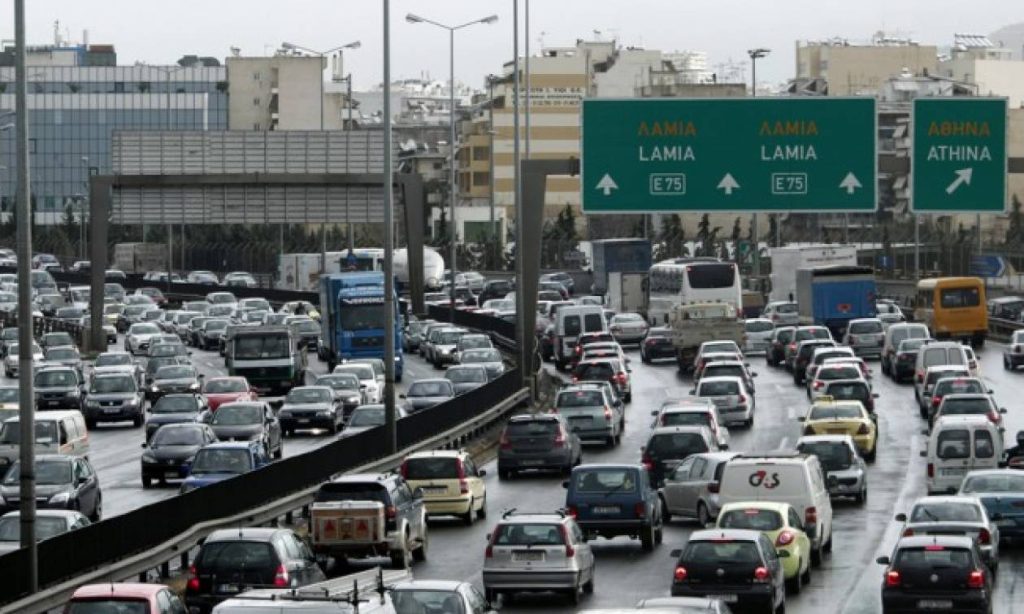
[748,470,781,489]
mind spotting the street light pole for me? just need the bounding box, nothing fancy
[747,47,770,279]
[487,75,497,269]
[405,12,498,322]
[382,0,397,455]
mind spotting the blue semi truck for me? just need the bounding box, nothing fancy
[796,265,877,337]
[318,271,403,381]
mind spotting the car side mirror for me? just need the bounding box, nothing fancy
[1001,408,1008,414]
[895,513,907,522]
[140,442,147,448]
[562,480,570,489]
[688,389,695,395]
[399,394,406,399]
[796,416,806,422]
[876,555,891,565]
[478,469,486,477]
[650,410,659,416]
[872,393,880,398]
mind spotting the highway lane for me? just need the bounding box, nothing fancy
[1,335,432,520]
[404,341,1024,613]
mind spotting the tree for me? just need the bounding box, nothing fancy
[1007,194,1022,246]
[657,214,686,259]
[718,240,730,261]
[766,215,779,247]
[61,203,78,249]
[730,217,742,244]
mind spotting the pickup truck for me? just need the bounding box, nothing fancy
[309,473,428,569]
[669,302,745,372]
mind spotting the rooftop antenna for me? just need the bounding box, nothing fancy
[53,19,61,46]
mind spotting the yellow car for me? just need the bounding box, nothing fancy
[800,397,877,462]
[716,501,813,593]
[400,449,486,525]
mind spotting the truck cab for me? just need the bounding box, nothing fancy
[227,326,307,396]
[319,273,404,381]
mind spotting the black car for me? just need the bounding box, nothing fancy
[207,401,283,459]
[145,393,210,441]
[401,379,456,413]
[478,279,514,304]
[84,372,146,428]
[0,455,102,521]
[766,326,796,367]
[312,373,364,419]
[671,528,787,614]
[877,535,992,614]
[185,527,326,614]
[793,340,835,384]
[196,318,230,351]
[141,422,218,488]
[278,386,342,435]
[144,355,191,386]
[892,338,928,382]
[641,327,675,364]
[497,413,582,479]
[149,365,202,402]
[33,366,84,411]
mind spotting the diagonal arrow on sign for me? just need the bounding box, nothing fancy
[945,168,973,194]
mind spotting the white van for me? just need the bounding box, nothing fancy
[881,323,930,376]
[717,453,834,566]
[913,341,969,402]
[924,415,1003,495]
[0,410,90,470]
[554,305,608,369]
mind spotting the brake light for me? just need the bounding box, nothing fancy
[927,463,934,479]
[917,371,924,383]
[572,376,579,383]
[635,502,646,518]
[775,530,794,547]
[500,432,512,450]
[967,569,985,588]
[273,563,290,588]
[857,423,870,435]
[753,566,770,583]
[903,528,914,537]
[559,524,575,557]
[616,372,628,386]
[642,453,654,472]
[738,394,748,407]
[386,506,397,519]
[932,396,941,408]
[399,460,408,477]
[603,406,613,421]
[788,342,797,351]
[978,528,991,545]
[485,530,498,558]
[186,565,200,591]
[566,505,578,518]
[674,565,688,582]
[553,428,566,448]
[885,570,901,587]
[987,411,1000,424]
[805,506,817,526]
[813,381,824,390]
[707,481,720,494]
[457,459,469,494]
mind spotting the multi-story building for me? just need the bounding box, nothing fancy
[795,35,938,96]
[938,34,1024,108]
[0,42,227,223]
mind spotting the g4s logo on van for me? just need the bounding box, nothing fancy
[748,470,781,489]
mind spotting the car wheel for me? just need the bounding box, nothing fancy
[390,546,411,569]
[142,475,152,489]
[865,446,876,463]
[660,496,672,523]
[582,572,595,594]
[786,559,803,594]
[461,499,475,526]
[811,541,823,567]
[1005,357,1011,371]
[412,529,428,562]
[855,485,867,504]
[273,444,283,460]
[477,495,487,520]
[566,585,580,605]
[640,523,655,551]
[498,468,512,480]
[90,496,102,522]
[484,588,499,603]
[801,559,812,585]
[697,502,711,527]
[823,531,833,554]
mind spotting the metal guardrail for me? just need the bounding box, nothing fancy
[424,306,517,354]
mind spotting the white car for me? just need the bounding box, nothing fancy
[332,363,381,403]
[125,323,162,355]
[743,318,775,354]
[3,342,43,378]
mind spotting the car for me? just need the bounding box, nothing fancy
[223,271,259,288]
[609,312,649,346]
[341,403,408,437]
[642,426,718,488]
[135,287,167,306]
[54,306,85,325]
[312,373,364,418]
[926,377,991,424]
[639,326,674,364]
[186,316,215,347]
[195,318,230,351]
[478,279,513,303]
[931,393,1006,431]
[201,376,258,412]
[634,596,736,612]
[659,451,741,526]
[149,364,203,402]
[33,366,84,411]
[791,339,836,384]
[497,413,582,479]
[693,340,744,373]
[716,501,813,593]
[743,318,775,354]
[179,440,272,494]
[2,341,42,378]
[670,528,787,613]
[125,322,162,355]
[651,398,730,448]
[0,509,90,555]
[184,527,325,613]
[207,401,282,459]
[482,509,595,604]
[692,376,754,428]
[914,342,972,402]
[41,332,76,353]
[895,496,1000,570]
[564,463,663,550]
[401,378,455,413]
[820,379,878,416]
[66,582,186,614]
[841,317,885,358]
[458,348,505,381]
[444,364,489,395]
[876,535,992,614]
[553,383,625,446]
[579,341,630,367]
[278,386,343,435]
[143,355,191,387]
[958,469,1024,543]
[797,434,869,501]
[205,291,238,309]
[804,345,856,385]
[427,327,467,368]
[401,449,487,524]
[764,326,796,368]
[698,360,758,394]
[42,345,83,372]
[402,319,434,352]
[453,333,492,363]
[0,388,18,423]
[144,393,210,442]
[286,316,321,352]
[0,454,102,520]
[279,300,319,320]
[572,357,632,402]
[92,351,143,384]
[807,362,866,401]
[333,363,381,404]
[785,326,833,371]
[140,422,218,488]
[389,580,497,614]
[83,372,146,428]
[1004,329,1024,370]
[541,271,575,295]
[762,301,799,326]
[889,337,929,383]
[882,323,931,377]
[571,331,617,364]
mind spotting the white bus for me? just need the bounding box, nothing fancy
[646,258,743,325]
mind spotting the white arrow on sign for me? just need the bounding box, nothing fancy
[595,173,618,196]
[945,168,973,194]
[717,173,740,195]
[838,172,862,195]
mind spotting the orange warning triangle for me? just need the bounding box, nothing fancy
[356,519,368,532]
[324,519,336,533]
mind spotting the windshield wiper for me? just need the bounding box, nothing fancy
[920,507,941,522]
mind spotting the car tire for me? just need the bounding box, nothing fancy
[811,541,823,567]
[273,444,283,460]
[641,523,655,551]
[865,446,876,463]
[660,496,672,523]
[390,546,411,569]
[823,531,833,553]
[855,485,867,504]
[582,573,595,594]
[412,529,428,562]
[90,496,102,522]
[697,502,712,527]
[85,417,96,430]
[566,585,580,605]
[462,499,475,526]
[786,559,803,594]
[484,589,499,603]
[498,468,513,480]
[142,476,152,489]
[477,495,487,520]
[801,559,812,585]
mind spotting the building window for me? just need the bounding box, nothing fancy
[253,71,262,81]
[114,82,125,93]
[472,172,490,186]
[433,162,443,170]
[253,97,261,106]
[472,146,488,161]
[253,122,261,131]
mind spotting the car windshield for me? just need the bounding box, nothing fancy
[745,320,773,333]
[390,590,466,614]
[698,380,740,396]
[704,365,744,379]
[894,547,972,571]
[316,375,360,390]
[130,324,159,335]
[348,407,384,427]
[809,404,863,420]
[286,388,331,404]
[572,468,637,493]
[438,332,463,345]
[940,398,992,416]
[156,366,195,380]
[557,390,604,407]
[961,473,1024,493]
[704,342,738,354]
[3,459,71,486]
[0,516,69,542]
[575,363,615,381]
[719,508,784,531]
[152,396,200,414]
[336,365,374,380]
[212,405,261,425]
[683,540,762,564]
[491,523,565,546]
[36,370,76,387]
[191,449,252,474]
[402,457,460,480]
[910,502,981,522]
[799,441,854,471]
[95,354,132,367]
[458,337,490,350]
[205,320,229,331]
[234,334,290,359]
[90,376,134,394]
[647,432,708,456]
[150,344,186,358]
[152,426,205,446]
[408,382,452,397]
[446,368,487,383]
[314,482,388,504]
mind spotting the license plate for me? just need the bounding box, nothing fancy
[103,408,121,414]
[297,418,310,424]
[217,584,240,594]
[592,505,620,514]
[826,429,849,435]
[424,486,447,494]
[917,600,952,609]
[166,470,180,477]
[512,551,544,562]
[46,401,60,407]
[714,594,738,603]
[521,459,544,466]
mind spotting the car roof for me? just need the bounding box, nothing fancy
[689,528,763,542]
[698,376,745,384]
[391,579,467,592]
[927,364,970,372]
[572,463,643,471]
[70,583,166,600]
[650,425,712,436]
[202,441,258,450]
[206,527,283,542]
[508,413,561,423]
[1,508,84,520]
[913,495,982,506]
[405,449,464,460]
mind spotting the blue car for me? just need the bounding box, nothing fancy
[958,469,1024,540]
[563,463,664,551]
[179,441,271,494]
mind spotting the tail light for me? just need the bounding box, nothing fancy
[634,502,646,518]
[575,346,583,356]
[886,570,902,587]
[917,371,924,383]
[805,506,817,527]
[927,463,934,479]
[399,460,408,477]
[753,566,771,583]
[707,481,720,494]
[572,376,579,383]
[1015,345,1022,353]
[642,453,654,472]
[559,524,575,557]
[775,530,794,547]
[788,342,797,351]
[386,505,397,519]
[553,428,566,448]
[932,396,941,408]
[987,411,1000,424]
[903,528,914,537]
[604,406,613,421]
[674,566,688,582]
[738,394,748,407]
[186,565,200,591]
[273,563,290,588]
[457,459,469,494]
[857,423,871,435]
[978,528,991,545]
[967,569,985,588]
[616,372,628,386]
[803,425,815,436]
[813,381,824,390]
[485,530,498,558]
[500,432,512,450]
[566,505,578,518]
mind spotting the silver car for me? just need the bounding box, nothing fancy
[125,322,162,355]
[762,301,800,326]
[842,318,885,358]
[659,451,741,526]
[459,348,505,380]
[609,312,649,345]
[481,510,595,604]
[743,318,775,354]
[4,342,43,378]
[796,435,868,503]
[894,496,1000,568]
[693,376,753,427]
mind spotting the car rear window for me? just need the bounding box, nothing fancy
[849,321,882,334]
[798,441,854,471]
[699,380,739,396]
[647,432,709,457]
[936,429,971,460]
[506,420,559,437]
[961,473,1024,493]
[719,508,784,531]
[776,303,798,313]
[557,390,604,407]
[564,315,581,336]
[67,601,149,614]
[403,457,459,480]
[936,380,984,395]
[939,398,992,416]
[583,313,605,332]
[682,540,761,564]
[825,382,869,400]
[894,547,972,570]
[808,404,863,420]
[818,366,861,380]
[940,287,981,309]
[703,365,744,379]
[315,482,388,504]
[776,329,794,343]
[572,468,637,493]
[575,363,614,381]
[923,348,966,368]
[910,501,981,522]
[492,523,564,546]
[745,320,773,333]
[197,541,276,572]
[661,412,712,428]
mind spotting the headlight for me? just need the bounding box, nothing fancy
[279,410,291,417]
[48,492,71,505]
[189,383,200,390]
[141,452,157,463]
[318,410,332,417]
[441,348,451,354]
[124,398,138,406]
[0,493,5,506]
[86,400,100,407]
[346,396,360,404]
[151,386,159,392]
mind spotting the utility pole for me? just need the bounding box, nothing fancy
[382,0,397,455]
[747,47,769,278]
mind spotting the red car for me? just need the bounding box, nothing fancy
[202,376,258,411]
[66,583,184,614]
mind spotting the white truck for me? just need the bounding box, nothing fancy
[277,248,445,292]
[768,245,857,303]
[113,243,167,274]
[606,271,646,315]
[669,302,746,371]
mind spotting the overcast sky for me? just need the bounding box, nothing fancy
[2,0,1021,90]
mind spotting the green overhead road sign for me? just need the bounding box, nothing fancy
[911,97,1007,213]
[580,97,877,213]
